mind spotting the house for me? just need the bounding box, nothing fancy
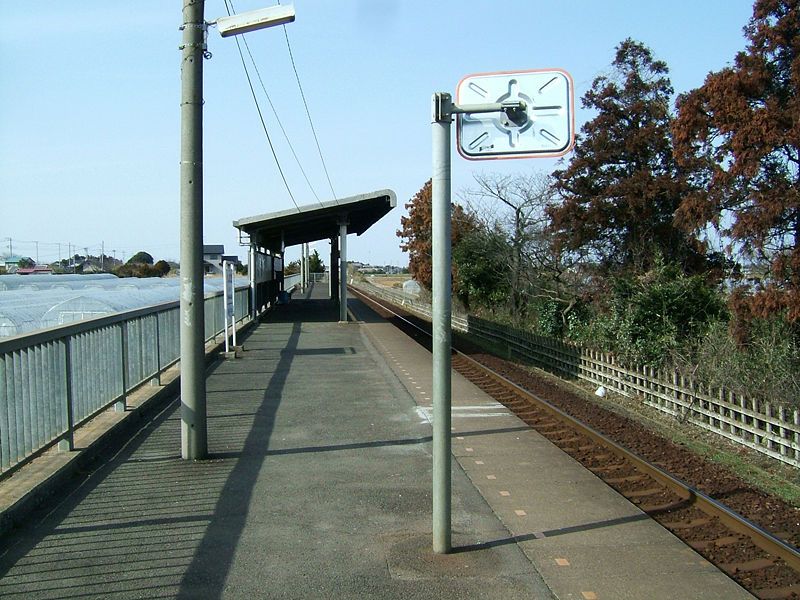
[15,265,54,275]
[2,255,26,273]
[203,245,226,275]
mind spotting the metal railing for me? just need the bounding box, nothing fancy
[283,273,301,290]
[283,272,327,291]
[0,286,250,475]
[354,281,800,468]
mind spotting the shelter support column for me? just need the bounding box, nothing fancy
[306,243,310,289]
[249,244,256,319]
[305,243,310,287]
[300,243,304,290]
[338,218,348,322]
[329,237,338,300]
[279,251,285,292]
[299,244,304,290]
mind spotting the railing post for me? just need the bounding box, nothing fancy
[59,338,74,452]
[117,321,128,412]
[154,313,162,386]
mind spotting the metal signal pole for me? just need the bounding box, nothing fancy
[431,92,453,554]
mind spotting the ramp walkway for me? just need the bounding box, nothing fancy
[0,283,752,599]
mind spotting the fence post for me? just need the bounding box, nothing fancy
[764,402,772,451]
[117,322,128,412]
[59,338,74,452]
[779,406,788,460]
[794,408,799,464]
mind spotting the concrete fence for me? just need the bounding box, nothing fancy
[0,287,250,475]
[354,281,800,468]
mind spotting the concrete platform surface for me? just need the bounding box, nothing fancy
[0,288,551,599]
[0,282,753,599]
[348,289,754,600]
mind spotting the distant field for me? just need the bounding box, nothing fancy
[365,275,411,290]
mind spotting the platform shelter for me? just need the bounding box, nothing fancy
[233,190,396,321]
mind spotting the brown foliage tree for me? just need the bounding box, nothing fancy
[396,179,478,291]
[673,0,800,323]
[549,39,703,275]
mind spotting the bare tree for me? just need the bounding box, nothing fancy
[464,172,582,326]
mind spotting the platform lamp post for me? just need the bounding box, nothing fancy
[179,2,295,460]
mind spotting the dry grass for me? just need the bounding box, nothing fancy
[365,275,411,290]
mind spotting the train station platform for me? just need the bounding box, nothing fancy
[0,282,752,599]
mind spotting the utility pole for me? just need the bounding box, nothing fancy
[179,0,208,460]
[101,241,105,271]
[177,0,296,462]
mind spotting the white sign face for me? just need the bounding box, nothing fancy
[223,261,235,319]
[456,69,574,160]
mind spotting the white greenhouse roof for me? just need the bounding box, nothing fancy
[0,274,248,337]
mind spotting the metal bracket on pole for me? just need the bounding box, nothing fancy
[433,92,454,123]
[451,99,528,125]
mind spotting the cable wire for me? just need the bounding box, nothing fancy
[238,35,324,207]
[226,0,323,206]
[277,0,338,204]
[224,0,300,211]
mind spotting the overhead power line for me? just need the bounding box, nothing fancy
[278,17,338,204]
[224,0,301,211]
[239,39,325,207]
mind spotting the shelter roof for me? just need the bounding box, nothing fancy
[233,190,396,253]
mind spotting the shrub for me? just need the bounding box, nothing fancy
[681,318,800,408]
[127,251,154,265]
[452,229,511,310]
[567,261,726,367]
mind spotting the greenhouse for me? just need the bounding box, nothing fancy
[0,273,117,291]
[0,274,248,337]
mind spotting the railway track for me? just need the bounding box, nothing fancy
[351,285,800,600]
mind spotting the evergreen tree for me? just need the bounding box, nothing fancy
[550,39,702,275]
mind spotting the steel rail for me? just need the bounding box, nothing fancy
[350,285,800,573]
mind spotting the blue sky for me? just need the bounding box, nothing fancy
[0,1,755,268]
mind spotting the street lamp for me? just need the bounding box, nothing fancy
[214,4,295,37]
[179,1,295,460]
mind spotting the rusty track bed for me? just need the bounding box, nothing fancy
[351,286,800,600]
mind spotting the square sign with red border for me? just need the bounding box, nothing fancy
[456,69,574,160]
